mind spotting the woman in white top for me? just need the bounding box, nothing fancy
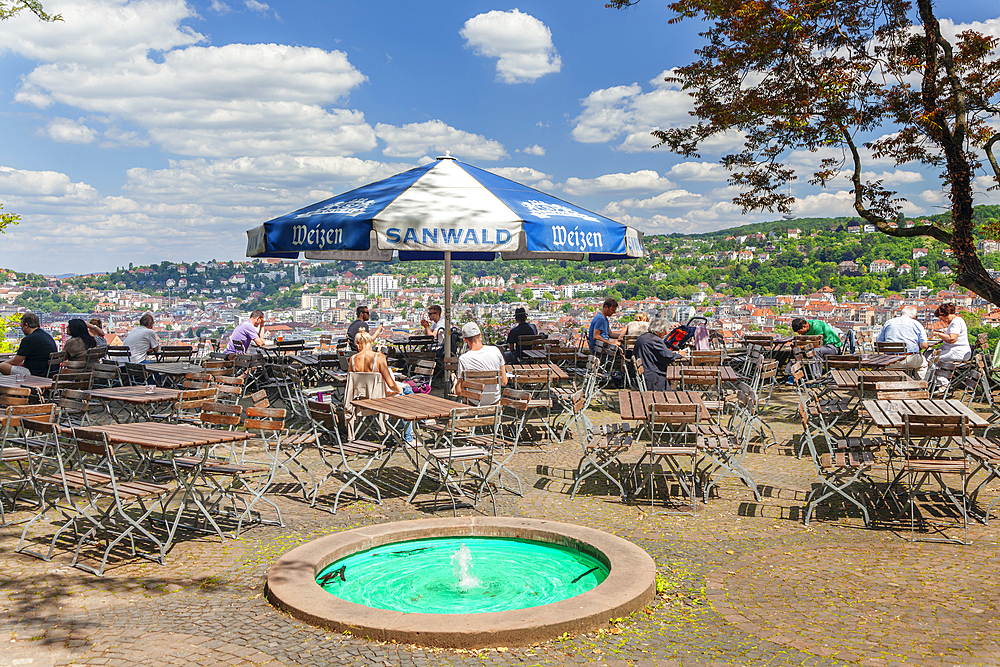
[623,313,651,337]
[932,302,971,363]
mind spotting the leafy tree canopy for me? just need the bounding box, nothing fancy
[609,0,1000,304]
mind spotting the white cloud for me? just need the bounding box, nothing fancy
[602,189,704,215]
[460,9,561,84]
[0,0,205,67]
[43,117,97,143]
[561,170,675,196]
[666,162,729,182]
[0,166,99,198]
[16,41,373,157]
[374,120,507,160]
[244,0,268,13]
[485,167,552,189]
[517,145,545,156]
[572,71,706,152]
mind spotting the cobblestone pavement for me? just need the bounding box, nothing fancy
[3,391,1000,667]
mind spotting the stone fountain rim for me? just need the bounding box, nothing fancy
[265,517,656,648]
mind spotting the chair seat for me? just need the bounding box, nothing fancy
[819,449,875,471]
[202,462,269,475]
[91,479,171,498]
[965,436,1000,462]
[646,446,698,456]
[903,457,969,473]
[37,469,113,489]
[342,439,384,456]
[428,445,490,461]
[0,447,30,462]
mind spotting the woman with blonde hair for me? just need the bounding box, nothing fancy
[623,312,651,337]
[348,330,413,442]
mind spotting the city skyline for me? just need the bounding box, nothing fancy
[1,0,999,275]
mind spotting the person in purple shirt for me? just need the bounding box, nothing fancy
[224,310,267,357]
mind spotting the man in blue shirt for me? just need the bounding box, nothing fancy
[588,298,619,353]
[876,305,930,378]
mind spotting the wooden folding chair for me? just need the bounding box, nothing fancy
[570,422,632,501]
[632,403,700,515]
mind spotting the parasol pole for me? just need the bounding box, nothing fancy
[443,250,452,359]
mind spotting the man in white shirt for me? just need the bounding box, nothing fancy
[877,305,930,378]
[123,313,160,363]
[421,304,445,344]
[454,322,507,405]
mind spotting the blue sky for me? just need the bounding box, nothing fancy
[1,0,998,274]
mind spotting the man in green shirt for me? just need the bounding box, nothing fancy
[791,317,842,356]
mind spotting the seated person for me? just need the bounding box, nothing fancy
[63,318,99,362]
[790,317,842,359]
[89,318,108,348]
[632,317,681,391]
[588,298,620,353]
[876,305,930,378]
[454,322,507,405]
[504,307,538,364]
[350,331,413,443]
[224,310,267,358]
[347,304,383,351]
[123,313,160,363]
[1,312,57,378]
[624,312,650,337]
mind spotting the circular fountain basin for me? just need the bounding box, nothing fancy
[266,517,656,648]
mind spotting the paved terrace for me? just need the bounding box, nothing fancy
[3,393,1000,667]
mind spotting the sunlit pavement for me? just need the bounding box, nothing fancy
[3,393,1000,667]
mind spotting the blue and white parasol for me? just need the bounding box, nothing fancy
[245,153,646,354]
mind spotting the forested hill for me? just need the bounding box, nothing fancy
[686,205,1000,240]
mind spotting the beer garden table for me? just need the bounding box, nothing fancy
[350,393,472,503]
[830,369,908,389]
[662,366,739,382]
[87,385,180,423]
[92,422,252,549]
[862,398,989,431]
[618,390,708,421]
[860,354,909,369]
[509,363,570,383]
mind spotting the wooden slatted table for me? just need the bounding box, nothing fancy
[860,354,908,368]
[862,398,989,430]
[142,362,203,377]
[92,422,252,548]
[663,366,739,382]
[618,390,707,421]
[831,369,908,389]
[87,385,180,422]
[0,374,53,390]
[352,393,466,421]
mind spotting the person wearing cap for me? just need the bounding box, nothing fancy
[455,321,507,405]
[504,307,538,364]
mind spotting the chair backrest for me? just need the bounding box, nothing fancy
[213,375,245,403]
[633,356,647,391]
[456,380,485,405]
[245,405,286,432]
[794,335,824,351]
[124,362,148,385]
[448,404,500,443]
[903,412,966,440]
[690,350,722,366]
[875,341,908,354]
[3,403,56,438]
[825,354,861,370]
[182,372,214,389]
[679,367,722,394]
[85,346,107,368]
[177,387,218,413]
[410,359,437,378]
[158,345,194,362]
[91,362,121,386]
[72,427,111,457]
[199,401,244,429]
[0,385,31,407]
[47,350,68,376]
[250,389,270,407]
[307,399,338,436]
[52,371,94,392]
[648,402,700,447]
[874,380,928,400]
[105,346,131,361]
